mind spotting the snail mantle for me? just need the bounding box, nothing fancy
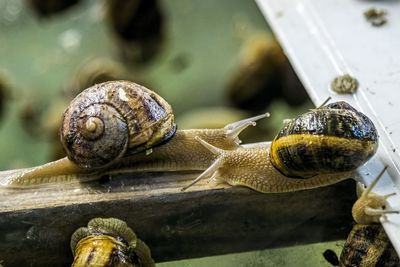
[0,171,356,267]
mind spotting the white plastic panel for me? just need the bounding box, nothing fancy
[256,0,400,254]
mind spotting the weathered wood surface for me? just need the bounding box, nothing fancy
[0,171,357,267]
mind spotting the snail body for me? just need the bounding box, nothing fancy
[107,114,268,173]
[182,140,357,192]
[0,104,266,187]
[339,167,400,267]
[71,217,154,267]
[0,81,378,193]
[182,101,378,192]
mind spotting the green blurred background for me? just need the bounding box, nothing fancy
[0,0,311,169]
[0,0,344,266]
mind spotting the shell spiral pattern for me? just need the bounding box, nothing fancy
[60,81,176,169]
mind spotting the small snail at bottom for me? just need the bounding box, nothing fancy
[71,217,155,267]
[0,81,378,194]
[339,167,400,267]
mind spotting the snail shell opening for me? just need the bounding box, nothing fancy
[60,81,176,169]
[270,101,379,177]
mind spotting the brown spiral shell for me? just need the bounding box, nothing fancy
[60,81,176,169]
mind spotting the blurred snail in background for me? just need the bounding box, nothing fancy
[226,32,309,113]
[27,0,81,18]
[64,57,130,99]
[0,73,11,125]
[0,81,379,194]
[105,0,165,63]
[71,217,155,267]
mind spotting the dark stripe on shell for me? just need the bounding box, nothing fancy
[274,138,376,176]
[374,229,399,267]
[340,224,400,266]
[87,245,97,264]
[340,225,380,267]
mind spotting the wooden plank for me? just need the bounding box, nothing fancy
[0,172,357,267]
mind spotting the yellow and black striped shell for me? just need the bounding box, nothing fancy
[71,217,155,267]
[270,101,378,177]
[340,224,399,267]
[60,81,176,169]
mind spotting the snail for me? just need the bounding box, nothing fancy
[338,167,400,267]
[71,217,155,267]
[181,100,378,192]
[0,80,264,187]
[0,81,378,193]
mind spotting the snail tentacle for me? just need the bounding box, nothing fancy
[224,112,270,143]
[365,207,398,217]
[352,166,399,224]
[181,139,224,191]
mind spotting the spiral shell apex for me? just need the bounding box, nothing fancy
[60,81,176,169]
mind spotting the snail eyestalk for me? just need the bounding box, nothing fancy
[363,166,387,196]
[223,112,270,145]
[352,166,399,225]
[317,96,332,108]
